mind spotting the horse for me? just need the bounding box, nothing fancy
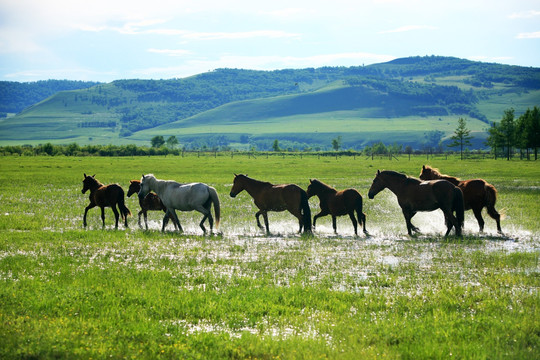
[81,174,131,229]
[138,174,220,234]
[306,179,367,236]
[229,174,312,234]
[127,180,177,231]
[419,165,502,233]
[367,170,464,236]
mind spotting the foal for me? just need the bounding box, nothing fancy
[127,180,175,230]
[419,165,502,233]
[306,179,367,236]
[82,174,131,229]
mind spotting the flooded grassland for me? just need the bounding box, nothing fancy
[0,155,539,359]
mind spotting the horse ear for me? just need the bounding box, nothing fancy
[309,179,313,183]
[377,170,380,175]
[92,174,96,178]
[84,173,87,177]
[422,165,426,170]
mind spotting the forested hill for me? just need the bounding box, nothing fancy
[1,56,539,149]
[0,80,100,113]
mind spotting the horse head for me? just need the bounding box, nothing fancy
[138,174,154,201]
[368,170,385,199]
[230,174,247,198]
[127,180,141,197]
[306,179,320,198]
[82,173,97,194]
[419,165,436,180]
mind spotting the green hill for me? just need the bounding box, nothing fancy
[1,56,539,149]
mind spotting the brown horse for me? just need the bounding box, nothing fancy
[229,174,312,234]
[368,170,464,236]
[82,174,131,229]
[306,179,367,236]
[127,180,176,231]
[419,165,501,233]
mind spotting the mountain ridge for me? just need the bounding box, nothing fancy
[1,56,539,150]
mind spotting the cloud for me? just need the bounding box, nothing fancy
[509,10,540,19]
[181,30,301,41]
[378,25,438,34]
[147,48,192,57]
[516,31,540,39]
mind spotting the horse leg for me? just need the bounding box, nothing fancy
[83,203,96,228]
[312,211,326,231]
[194,203,213,234]
[332,215,338,234]
[100,207,107,228]
[348,212,358,236]
[261,212,270,234]
[472,206,485,233]
[255,211,265,231]
[111,205,120,229]
[402,209,418,235]
[486,205,502,233]
[168,210,183,233]
[137,209,144,229]
[357,210,368,235]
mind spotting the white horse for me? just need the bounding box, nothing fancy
[138,174,220,234]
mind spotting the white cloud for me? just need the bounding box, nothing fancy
[509,10,540,19]
[181,30,301,41]
[148,48,192,56]
[379,25,438,34]
[516,31,540,39]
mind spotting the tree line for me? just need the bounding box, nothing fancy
[486,106,540,160]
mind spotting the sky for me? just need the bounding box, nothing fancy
[1,0,539,82]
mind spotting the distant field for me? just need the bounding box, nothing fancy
[1,155,539,359]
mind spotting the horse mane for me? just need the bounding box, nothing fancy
[381,170,420,184]
[237,174,273,187]
[424,166,461,182]
[381,170,408,179]
[85,174,104,188]
[310,179,336,192]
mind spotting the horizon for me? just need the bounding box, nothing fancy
[1,0,539,83]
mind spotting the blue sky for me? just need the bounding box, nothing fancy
[1,0,539,82]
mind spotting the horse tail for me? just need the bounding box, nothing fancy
[453,187,465,235]
[117,187,131,220]
[356,194,366,228]
[300,190,312,233]
[208,186,221,228]
[485,183,500,218]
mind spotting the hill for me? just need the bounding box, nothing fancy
[0,56,539,149]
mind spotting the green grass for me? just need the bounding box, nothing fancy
[1,155,539,359]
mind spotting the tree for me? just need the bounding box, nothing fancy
[447,117,473,160]
[331,136,342,151]
[486,122,503,159]
[151,135,165,148]
[272,139,280,152]
[519,106,540,160]
[166,135,179,149]
[405,145,413,160]
[499,109,516,161]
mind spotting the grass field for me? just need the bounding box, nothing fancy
[1,154,539,359]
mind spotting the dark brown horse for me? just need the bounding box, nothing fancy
[306,179,367,236]
[368,170,464,236]
[419,165,501,233]
[82,174,131,229]
[127,180,176,231]
[229,174,312,234]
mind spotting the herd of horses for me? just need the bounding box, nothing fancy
[81,165,502,237]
